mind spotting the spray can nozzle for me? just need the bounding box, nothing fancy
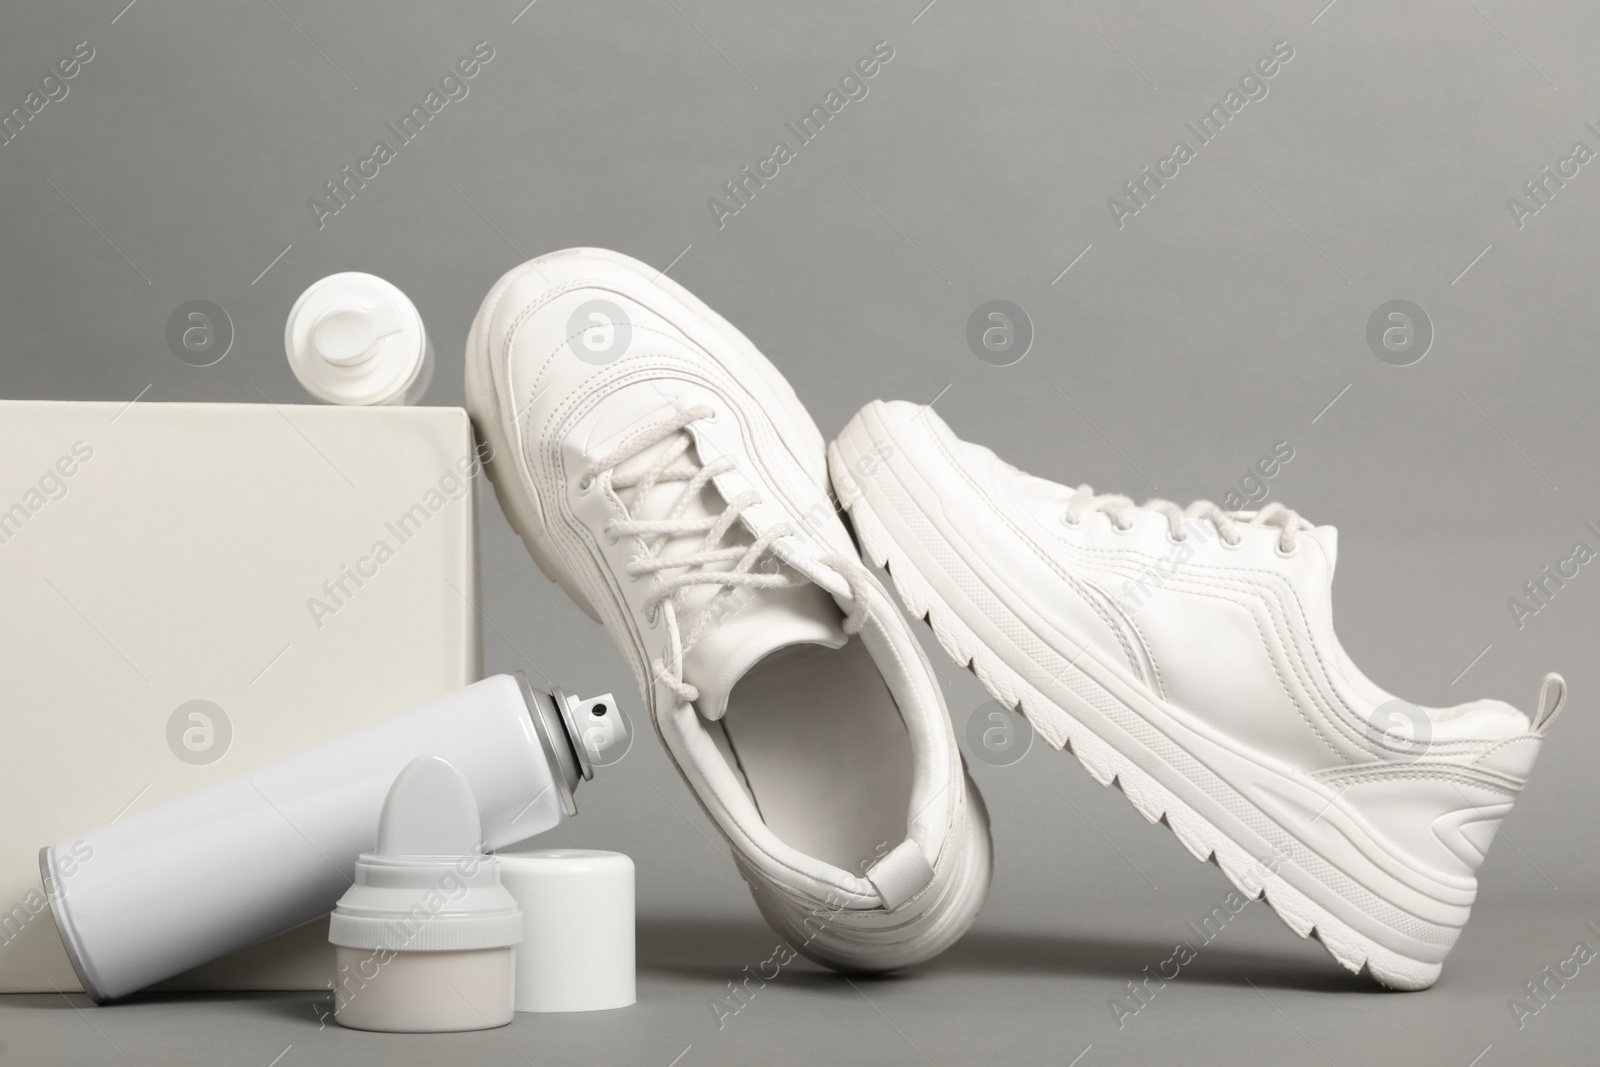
[520,676,625,817]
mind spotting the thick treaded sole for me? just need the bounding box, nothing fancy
[831,414,1453,991]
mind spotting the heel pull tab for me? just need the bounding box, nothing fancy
[865,841,935,911]
[1531,673,1567,735]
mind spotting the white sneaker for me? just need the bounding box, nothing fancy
[831,400,1566,989]
[464,251,991,971]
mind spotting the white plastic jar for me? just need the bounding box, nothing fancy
[284,272,433,406]
[329,756,522,1032]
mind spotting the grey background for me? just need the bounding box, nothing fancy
[3,0,1598,1064]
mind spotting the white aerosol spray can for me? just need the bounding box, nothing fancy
[40,673,623,1003]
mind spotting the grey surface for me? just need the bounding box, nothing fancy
[3,0,1599,1063]
[3,900,1600,1067]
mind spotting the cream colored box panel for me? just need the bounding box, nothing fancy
[0,401,481,992]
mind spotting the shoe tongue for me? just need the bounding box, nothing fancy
[681,580,847,721]
[589,390,851,718]
[600,396,742,566]
[1312,525,1338,570]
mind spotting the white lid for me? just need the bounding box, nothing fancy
[498,849,634,1013]
[285,272,431,406]
[329,756,522,952]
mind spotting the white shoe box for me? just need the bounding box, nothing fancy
[0,401,481,993]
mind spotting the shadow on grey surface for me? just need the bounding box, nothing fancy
[932,928,1374,993]
[0,993,75,1012]
[0,918,1369,1018]
[636,917,1374,994]
[0,989,318,1013]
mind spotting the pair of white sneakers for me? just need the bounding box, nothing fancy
[465,249,1565,990]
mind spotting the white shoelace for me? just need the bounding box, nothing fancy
[1063,484,1311,553]
[582,404,869,702]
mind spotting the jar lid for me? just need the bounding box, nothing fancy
[499,849,635,1012]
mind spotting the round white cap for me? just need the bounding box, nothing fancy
[498,849,634,1012]
[285,272,433,406]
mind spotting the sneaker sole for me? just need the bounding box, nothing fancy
[833,404,1461,991]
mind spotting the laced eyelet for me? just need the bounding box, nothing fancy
[645,603,661,629]
[1111,520,1134,535]
[603,527,620,546]
[1164,529,1188,546]
[1060,513,1081,528]
[578,474,595,493]
[1274,540,1299,558]
[1220,534,1243,551]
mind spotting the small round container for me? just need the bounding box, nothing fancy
[499,849,635,1013]
[329,756,522,1032]
[284,272,433,406]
